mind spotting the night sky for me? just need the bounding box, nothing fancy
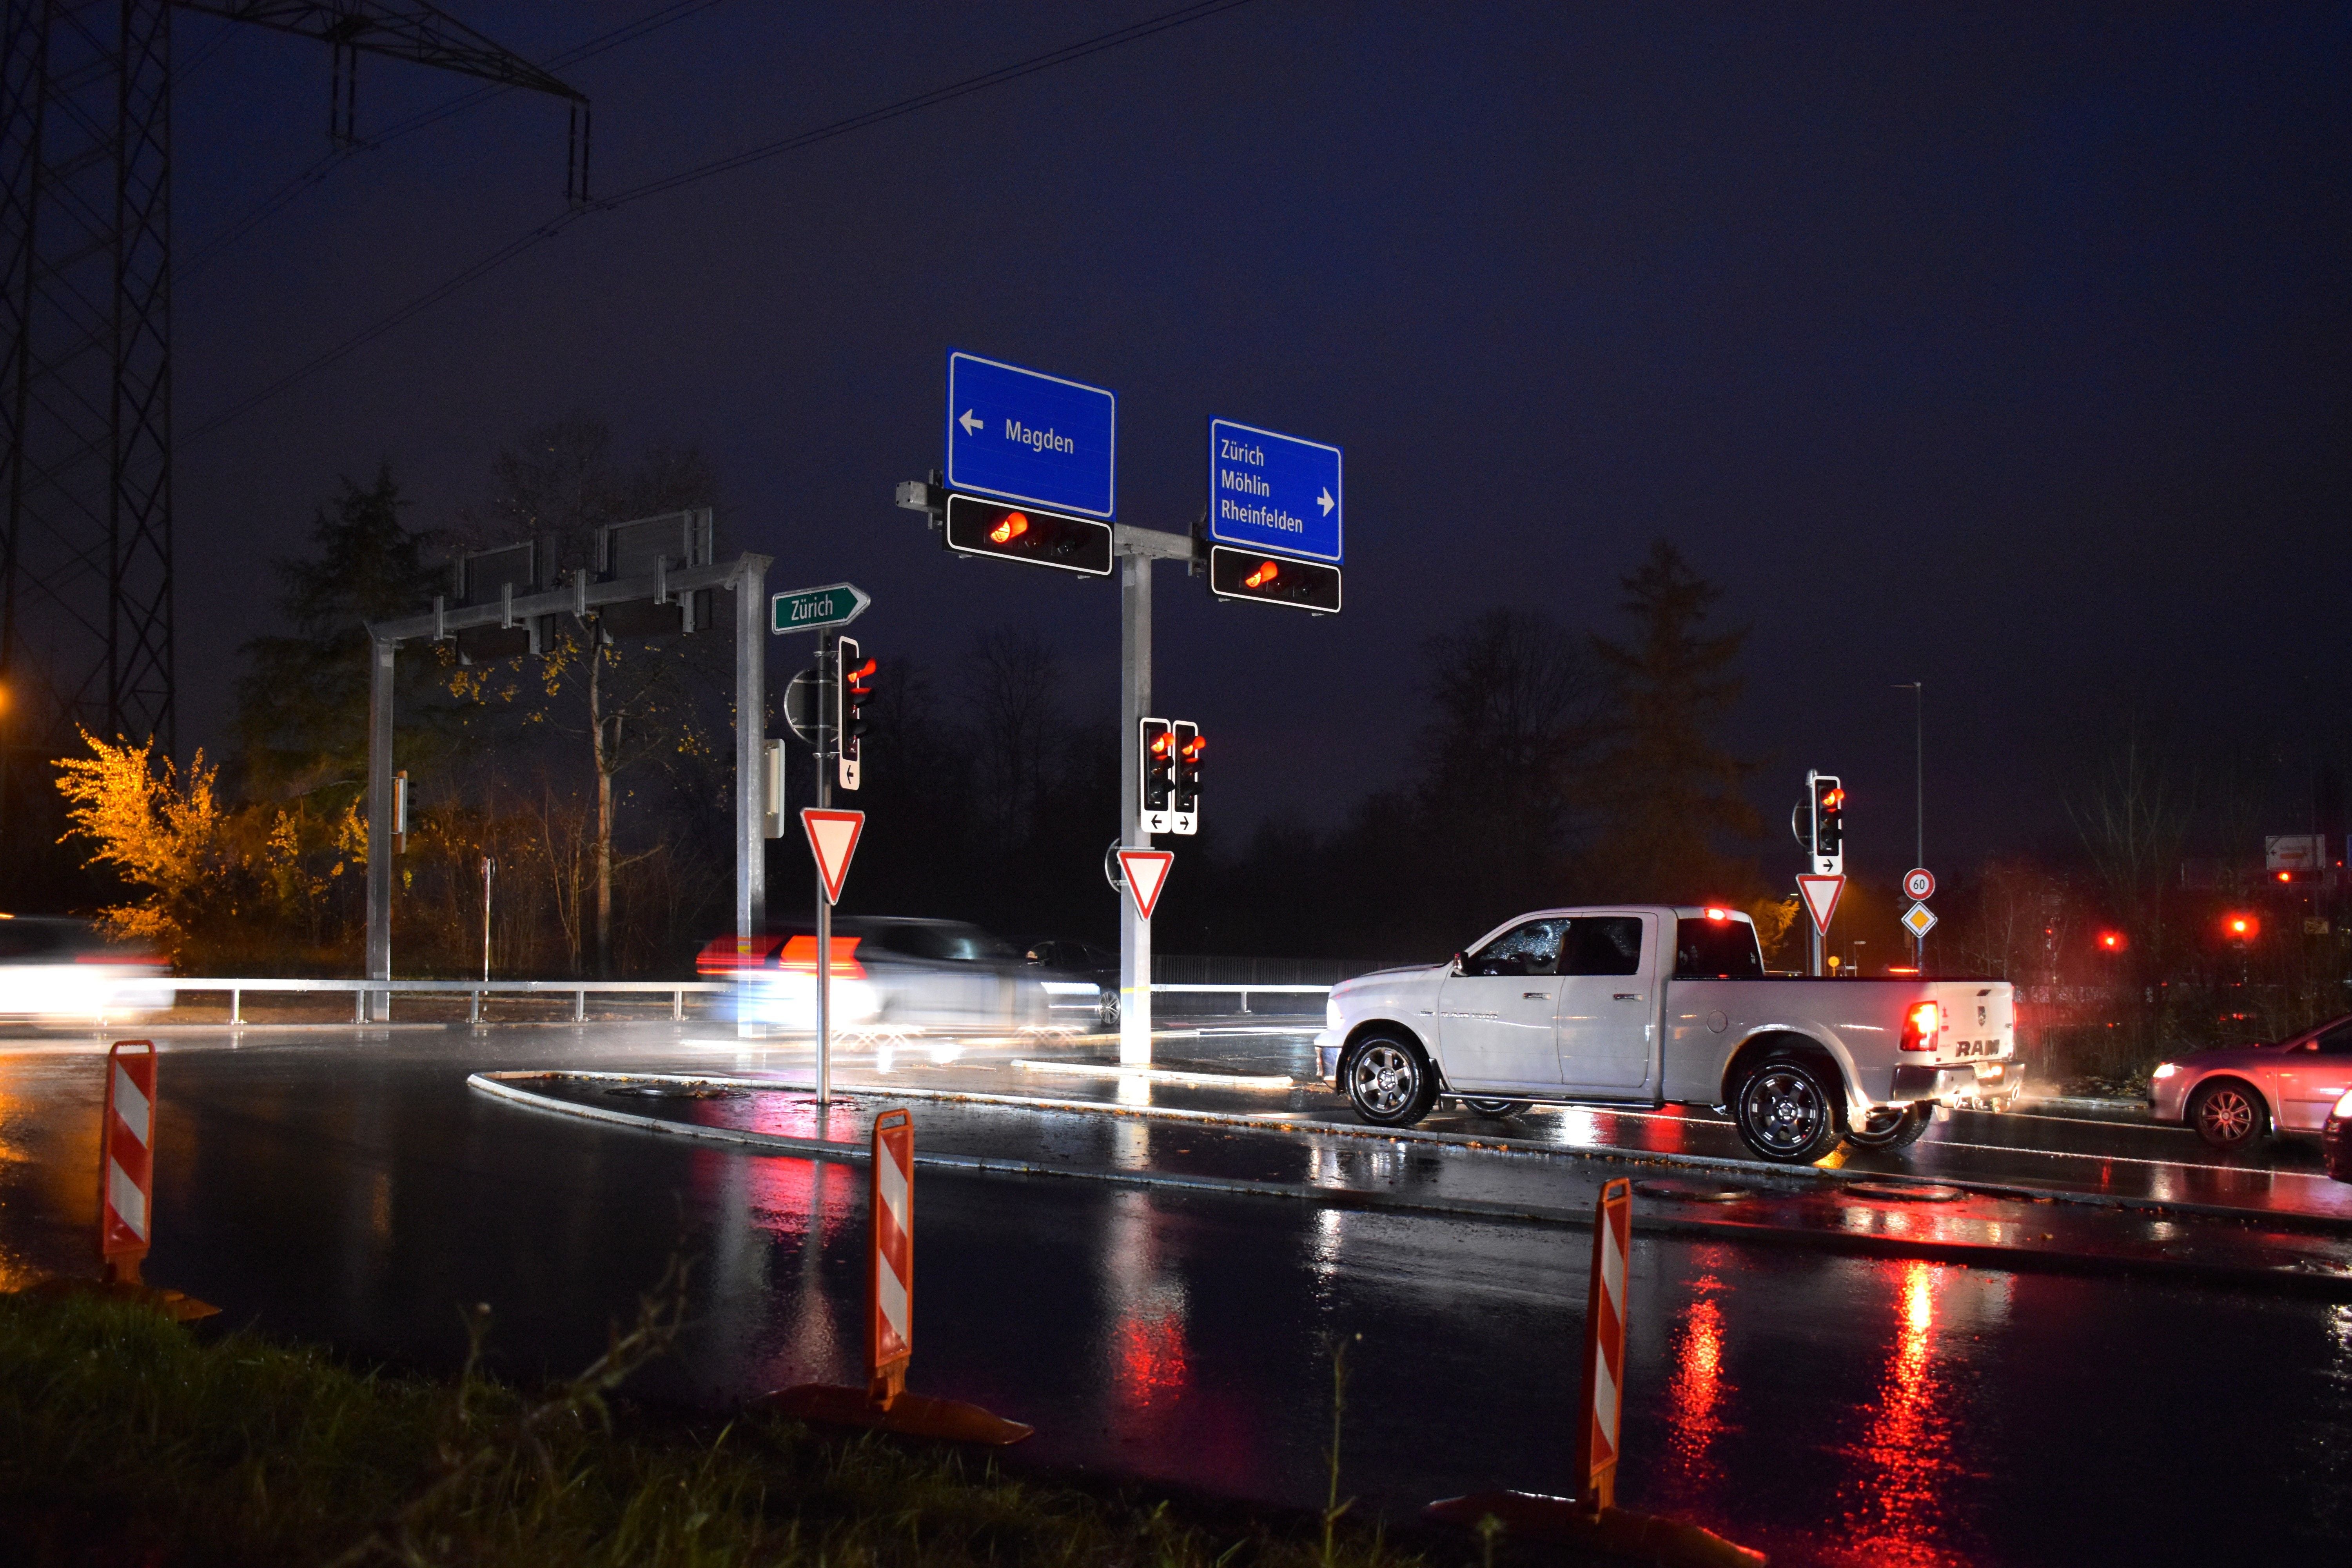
[171,2,2351,896]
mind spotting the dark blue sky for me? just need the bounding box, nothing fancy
[172,2,2352,893]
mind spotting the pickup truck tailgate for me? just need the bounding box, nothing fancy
[1891,982,2016,1102]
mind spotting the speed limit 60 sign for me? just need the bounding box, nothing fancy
[1903,867,1936,901]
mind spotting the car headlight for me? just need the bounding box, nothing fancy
[2152,1063,2179,1080]
[1326,996,1343,1031]
[2334,1087,2352,1121]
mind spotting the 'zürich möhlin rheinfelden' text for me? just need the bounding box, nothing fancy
[1216,436,1305,535]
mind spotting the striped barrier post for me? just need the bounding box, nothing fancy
[867,1109,915,1406]
[1577,1175,1633,1509]
[99,1041,156,1285]
[762,1107,1030,1445]
[1426,1179,1764,1566]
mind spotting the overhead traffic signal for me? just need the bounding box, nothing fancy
[1141,717,1174,833]
[836,637,874,791]
[1207,545,1341,613]
[1171,721,1202,835]
[1808,771,1845,875]
[944,494,1113,577]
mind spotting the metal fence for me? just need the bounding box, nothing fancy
[169,978,728,1025]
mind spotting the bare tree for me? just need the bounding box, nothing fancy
[2063,709,2195,958]
[461,414,722,975]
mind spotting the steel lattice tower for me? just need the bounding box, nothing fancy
[0,1,583,902]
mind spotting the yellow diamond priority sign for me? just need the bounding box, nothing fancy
[1902,902,1938,938]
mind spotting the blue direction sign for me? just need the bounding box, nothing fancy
[946,351,1116,519]
[1207,418,1343,564]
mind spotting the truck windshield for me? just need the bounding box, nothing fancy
[1674,918,1764,980]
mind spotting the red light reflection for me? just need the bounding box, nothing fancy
[1825,1259,1969,1568]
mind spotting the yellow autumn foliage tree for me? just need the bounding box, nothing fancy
[53,730,238,954]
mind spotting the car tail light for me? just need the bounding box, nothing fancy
[1900,1000,1941,1052]
[2334,1087,2352,1120]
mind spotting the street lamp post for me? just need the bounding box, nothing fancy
[1895,681,1924,968]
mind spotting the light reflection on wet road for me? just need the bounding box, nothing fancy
[1,1031,2348,1566]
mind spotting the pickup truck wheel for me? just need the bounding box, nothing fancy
[1845,1102,1934,1151]
[1733,1054,1848,1163]
[2188,1080,2266,1151]
[1458,1098,1530,1118]
[1345,1036,1437,1127]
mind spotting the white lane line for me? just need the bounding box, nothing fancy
[1920,1135,2343,1181]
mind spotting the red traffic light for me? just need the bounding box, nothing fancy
[1243,559,1279,589]
[1207,544,1342,612]
[2098,931,2128,953]
[2223,913,2259,941]
[944,494,1113,576]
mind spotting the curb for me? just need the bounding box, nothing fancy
[470,1071,2352,1300]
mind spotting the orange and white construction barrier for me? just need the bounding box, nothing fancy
[1426,1179,1763,1566]
[1578,1171,1633,1508]
[764,1108,1030,1444]
[24,1042,218,1319]
[100,1040,157,1283]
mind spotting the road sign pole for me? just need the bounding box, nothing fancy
[1119,553,1152,1067]
[816,633,834,1105]
[737,557,768,947]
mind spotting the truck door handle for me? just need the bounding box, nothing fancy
[1523,992,1551,1000]
[1613,993,1643,1002]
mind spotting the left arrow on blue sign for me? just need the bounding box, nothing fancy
[946,351,1116,519]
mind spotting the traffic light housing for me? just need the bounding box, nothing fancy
[1207,545,1341,613]
[944,493,1113,577]
[836,637,874,791]
[1808,770,1844,875]
[1141,717,1174,833]
[1171,721,1202,835]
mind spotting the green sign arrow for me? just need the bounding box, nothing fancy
[769,581,870,636]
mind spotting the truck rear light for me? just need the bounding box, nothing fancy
[1900,1000,1941,1052]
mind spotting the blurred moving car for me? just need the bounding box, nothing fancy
[1019,937,1118,1029]
[699,917,1078,1031]
[2147,1014,2352,1151]
[2325,1089,2352,1183]
[0,915,171,1020]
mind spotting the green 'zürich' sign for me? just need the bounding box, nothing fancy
[769,582,870,635]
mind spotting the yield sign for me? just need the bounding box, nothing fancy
[1116,849,1173,920]
[1796,873,1845,935]
[802,809,865,905]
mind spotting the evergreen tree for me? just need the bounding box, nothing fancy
[233,466,449,802]
[1585,540,1760,900]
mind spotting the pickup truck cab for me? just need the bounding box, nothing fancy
[1312,905,2016,1163]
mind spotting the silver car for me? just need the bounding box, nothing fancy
[703,917,1074,1032]
[2148,1014,2352,1151]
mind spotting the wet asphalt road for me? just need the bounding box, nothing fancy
[2,1021,2349,1566]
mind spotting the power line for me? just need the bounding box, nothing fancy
[177,0,726,282]
[183,0,1257,445]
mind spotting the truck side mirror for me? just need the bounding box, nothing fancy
[1450,952,1467,976]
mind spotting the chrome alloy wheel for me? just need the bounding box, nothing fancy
[2195,1084,2258,1145]
[1350,1042,1420,1118]
[1742,1066,1828,1158]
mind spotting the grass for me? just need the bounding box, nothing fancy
[0,1284,1470,1568]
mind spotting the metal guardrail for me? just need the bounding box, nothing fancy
[169,977,728,1025]
[161,976,1331,1025]
[1148,982,1330,1015]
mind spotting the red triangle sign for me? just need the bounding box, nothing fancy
[1796,873,1845,935]
[1116,849,1173,920]
[802,809,865,905]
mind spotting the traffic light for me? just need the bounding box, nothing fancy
[1207,545,1342,613]
[836,637,874,792]
[2223,913,2259,942]
[1171,721,1202,835]
[1807,770,1844,875]
[1141,717,1174,833]
[944,493,1113,577]
[2097,930,2129,954]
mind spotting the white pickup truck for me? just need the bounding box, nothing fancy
[1312,904,2017,1163]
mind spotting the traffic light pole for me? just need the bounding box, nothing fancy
[1112,523,1194,1067]
[1118,555,1152,1066]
